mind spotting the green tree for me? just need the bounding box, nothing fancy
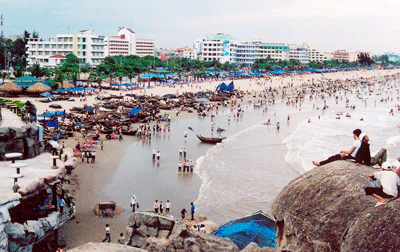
[29,62,45,78]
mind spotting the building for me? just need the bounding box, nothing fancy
[155,49,176,59]
[105,27,154,57]
[333,50,361,62]
[175,45,200,60]
[301,43,333,62]
[195,34,336,65]
[26,30,105,68]
[385,53,400,62]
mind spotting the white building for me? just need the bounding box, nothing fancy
[289,44,310,64]
[105,27,154,57]
[26,30,105,68]
[301,43,333,62]
[175,45,199,60]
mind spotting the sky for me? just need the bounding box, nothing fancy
[2,0,400,54]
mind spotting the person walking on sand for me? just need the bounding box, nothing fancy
[157,151,160,161]
[179,147,183,156]
[190,202,195,220]
[130,195,138,212]
[100,141,104,150]
[183,147,187,158]
[153,149,156,160]
[102,224,111,243]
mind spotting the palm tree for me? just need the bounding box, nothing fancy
[0,71,6,84]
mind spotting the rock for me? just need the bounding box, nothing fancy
[240,242,276,252]
[67,242,147,252]
[5,223,25,240]
[271,160,400,252]
[125,211,239,252]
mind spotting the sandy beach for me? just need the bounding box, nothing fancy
[5,68,400,249]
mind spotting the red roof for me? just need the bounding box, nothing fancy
[50,54,66,58]
[126,28,135,33]
[158,53,169,61]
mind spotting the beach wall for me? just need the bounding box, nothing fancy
[271,160,400,252]
[0,123,40,161]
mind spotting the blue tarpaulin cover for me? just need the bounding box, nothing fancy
[129,107,143,117]
[213,210,276,249]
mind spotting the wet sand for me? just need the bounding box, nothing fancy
[6,69,400,249]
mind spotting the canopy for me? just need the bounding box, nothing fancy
[71,87,84,92]
[26,82,52,93]
[213,210,276,250]
[0,82,23,93]
[13,75,41,87]
[54,88,67,93]
[58,81,75,89]
[129,107,143,117]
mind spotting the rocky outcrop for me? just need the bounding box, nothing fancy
[271,160,400,252]
[125,211,239,252]
[67,242,147,252]
[0,123,40,161]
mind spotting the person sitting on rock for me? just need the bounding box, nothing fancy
[355,133,387,167]
[312,129,362,167]
[365,161,400,207]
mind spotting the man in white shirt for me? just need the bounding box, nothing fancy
[130,195,138,212]
[365,161,400,207]
[312,129,362,167]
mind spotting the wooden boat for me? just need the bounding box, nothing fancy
[97,127,113,134]
[121,129,138,136]
[196,134,225,144]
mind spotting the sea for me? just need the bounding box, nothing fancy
[103,79,400,225]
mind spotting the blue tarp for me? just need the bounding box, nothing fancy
[129,107,143,117]
[213,210,276,250]
[39,118,59,128]
[71,87,84,92]
[194,98,210,102]
[41,92,53,97]
[38,111,65,117]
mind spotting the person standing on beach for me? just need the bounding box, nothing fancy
[181,208,187,220]
[130,195,138,212]
[190,202,195,220]
[102,224,111,243]
[153,200,159,213]
[100,141,104,150]
[153,149,156,160]
[157,151,160,161]
[183,147,187,158]
[165,200,171,214]
[159,201,163,214]
[179,147,183,156]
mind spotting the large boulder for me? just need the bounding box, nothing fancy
[271,160,400,252]
[126,211,239,252]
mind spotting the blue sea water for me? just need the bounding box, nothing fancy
[104,79,400,225]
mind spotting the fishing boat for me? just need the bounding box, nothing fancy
[196,134,225,144]
[121,129,138,136]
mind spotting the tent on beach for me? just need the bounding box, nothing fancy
[213,210,276,250]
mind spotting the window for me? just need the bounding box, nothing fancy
[83,38,86,43]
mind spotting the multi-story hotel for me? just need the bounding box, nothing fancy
[26,30,105,68]
[195,34,335,65]
[333,50,362,62]
[105,27,154,57]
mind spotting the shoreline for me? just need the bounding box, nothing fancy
[4,68,400,249]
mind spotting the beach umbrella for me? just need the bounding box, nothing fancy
[85,87,95,91]
[71,87,84,92]
[194,98,210,102]
[41,92,53,97]
[54,88,66,93]
[26,82,52,93]
[0,82,23,93]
